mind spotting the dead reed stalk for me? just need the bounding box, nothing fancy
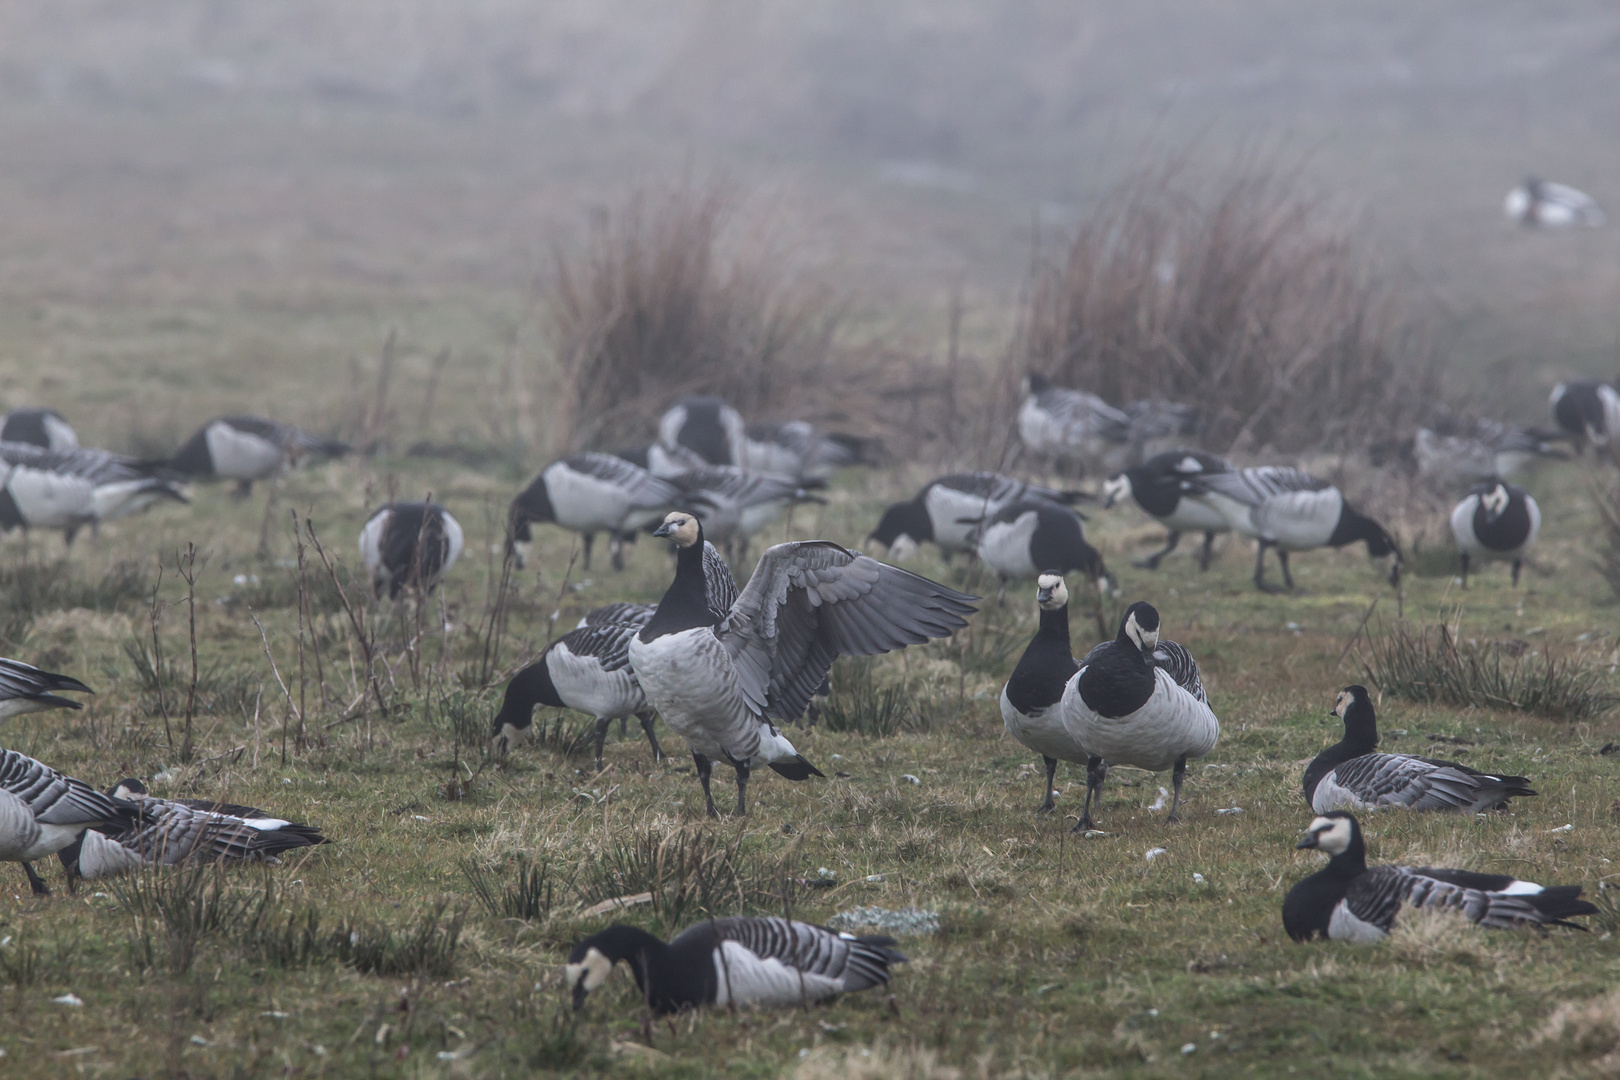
[177,543,199,763]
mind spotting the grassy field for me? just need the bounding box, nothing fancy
[0,446,1618,1079]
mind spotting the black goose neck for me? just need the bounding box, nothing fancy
[641,528,720,640]
[584,924,667,966]
[1338,698,1378,753]
[1037,604,1071,646]
[1323,838,1368,878]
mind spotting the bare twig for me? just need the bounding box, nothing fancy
[177,543,199,764]
[148,559,171,751]
[305,518,387,749]
[250,609,301,764]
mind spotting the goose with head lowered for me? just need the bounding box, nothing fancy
[868,472,1088,564]
[169,415,349,498]
[659,395,747,466]
[1060,601,1217,827]
[1451,479,1539,587]
[566,915,906,1014]
[1102,449,1231,570]
[0,747,142,896]
[741,420,872,481]
[0,408,78,452]
[1001,573,1097,815]
[358,500,463,599]
[507,452,678,571]
[492,545,738,769]
[1305,686,1534,815]
[1549,379,1620,455]
[0,442,188,545]
[970,500,1108,605]
[1283,811,1595,943]
[1017,373,1131,472]
[1178,465,1401,594]
[631,511,976,817]
[1505,177,1605,229]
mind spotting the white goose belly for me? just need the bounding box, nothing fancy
[1253,489,1343,550]
[1001,689,1091,762]
[1159,498,1230,534]
[1060,668,1218,772]
[977,513,1039,580]
[925,485,995,554]
[629,628,767,763]
[6,468,94,528]
[0,789,41,860]
[547,467,635,532]
[1186,491,1258,537]
[206,424,285,481]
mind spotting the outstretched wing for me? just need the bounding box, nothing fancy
[1151,639,1207,703]
[703,541,739,620]
[719,541,976,721]
[579,602,657,629]
[701,916,905,993]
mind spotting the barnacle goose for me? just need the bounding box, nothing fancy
[1411,419,1567,486]
[1505,178,1605,229]
[741,421,871,480]
[1179,465,1401,593]
[1549,379,1620,455]
[566,916,906,1014]
[358,500,463,599]
[868,472,1087,563]
[662,465,827,564]
[659,395,747,466]
[0,658,93,721]
[493,544,738,768]
[970,500,1108,604]
[0,441,188,543]
[0,408,78,452]
[631,511,976,817]
[1017,374,1131,470]
[1102,449,1232,570]
[1283,812,1595,943]
[1060,601,1217,826]
[507,452,678,571]
[1305,685,1535,815]
[57,777,328,884]
[169,415,349,497]
[616,441,711,479]
[0,748,140,895]
[1451,479,1540,587]
[1002,573,1094,814]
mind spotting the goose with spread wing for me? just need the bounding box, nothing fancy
[631,511,977,817]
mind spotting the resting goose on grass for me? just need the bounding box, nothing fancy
[0,748,140,896]
[507,452,678,571]
[868,472,1088,563]
[970,500,1108,604]
[358,500,463,599]
[1549,379,1620,454]
[1178,465,1401,593]
[1060,601,1217,827]
[493,544,738,768]
[662,465,827,564]
[0,658,93,721]
[566,916,906,1014]
[659,395,747,466]
[1002,573,1093,814]
[742,420,871,480]
[169,415,349,497]
[631,511,976,817]
[0,442,188,544]
[1305,685,1535,815]
[1102,449,1232,570]
[0,408,78,452]
[1505,177,1605,229]
[1451,479,1539,587]
[58,778,328,884]
[1283,811,1595,943]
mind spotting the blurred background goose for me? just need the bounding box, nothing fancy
[0,408,78,452]
[506,452,677,570]
[1102,449,1232,570]
[169,415,349,497]
[659,395,747,466]
[740,420,871,480]
[662,465,826,564]
[1549,379,1620,454]
[1017,373,1131,472]
[1505,177,1605,228]
[358,500,463,598]
[868,472,1087,563]
[0,441,188,544]
[1451,478,1539,586]
[969,500,1108,603]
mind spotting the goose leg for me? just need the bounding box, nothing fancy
[1166,755,1189,823]
[1135,531,1181,570]
[21,861,50,896]
[1038,756,1058,813]
[232,479,254,500]
[581,532,594,570]
[636,712,664,761]
[1512,558,1522,587]
[1459,552,1470,588]
[1073,756,1108,832]
[693,752,719,819]
[609,534,625,572]
[592,717,611,771]
[1199,531,1216,571]
[1278,550,1295,591]
[996,579,1008,607]
[1253,542,1282,594]
[734,763,750,817]
[619,717,629,736]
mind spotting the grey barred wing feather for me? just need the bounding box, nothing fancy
[0,749,123,827]
[703,541,740,620]
[567,452,679,505]
[579,602,657,629]
[1386,866,1576,930]
[0,657,92,705]
[116,801,267,864]
[1187,466,1326,506]
[1341,866,1408,933]
[1151,640,1207,703]
[720,541,977,721]
[558,621,640,673]
[1326,754,1503,811]
[701,916,905,993]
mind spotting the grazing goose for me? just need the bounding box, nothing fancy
[1283,812,1596,943]
[1017,374,1131,470]
[0,408,78,452]
[1102,449,1232,570]
[1505,177,1605,229]
[617,441,711,480]
[1451,479,1540,587]
[741,421,871,480]
[169,415,349,497]
[631,511,976,817]
[494,544,739,767]
[0,441,188,544]
[0,658,93,721]
[1305,685,1535,815]
[1002,574,1093,814]
[0,747,139,895]
[57,778,328,884]
[566,916,906,1014]
[358,500,463,599]
[868,472,1088,563]
[663,465,827,564]
[1060,601,1217,827]
[507,452,678,571]
[1410,419,1567,486]
[1549,379,1620,455]
[659,395,747,466]
[1179,466,1401,593]
[970,500,1108,604]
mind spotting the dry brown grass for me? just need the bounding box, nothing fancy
[1534,988,1620,1068]
[1012,161,1439,454]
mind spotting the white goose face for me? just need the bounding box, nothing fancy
[1035,572,1068,610]
[1480,484,1509,518]
[565,947,613,1008]
[1124,610,1159,651]
[1330,689,1352,718]
[654,511,701,548]
[1101,475,1130,509]
[1302,815,1354,855]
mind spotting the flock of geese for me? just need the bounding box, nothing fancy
[0,367,1615,1018]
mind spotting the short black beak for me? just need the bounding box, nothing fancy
[651,523,674,539]
[1296,834,1319,850]
[1102,493,1118,509]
